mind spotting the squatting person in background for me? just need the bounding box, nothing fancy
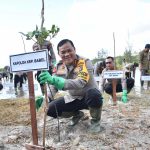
[100,56,134,103]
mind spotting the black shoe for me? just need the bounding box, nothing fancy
[68,111,84,126]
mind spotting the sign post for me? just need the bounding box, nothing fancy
[113,32,117,105]
[9,50,49,145]
[103,70,124,105]
[27,71,38,145]
[141,76,150,89]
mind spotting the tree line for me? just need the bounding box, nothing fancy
[92,48,139,69]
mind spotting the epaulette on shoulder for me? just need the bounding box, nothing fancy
[78,55,88,61]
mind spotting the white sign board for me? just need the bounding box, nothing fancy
[103,70,124,79]
[10,50,49,72]
[141,76,150,81]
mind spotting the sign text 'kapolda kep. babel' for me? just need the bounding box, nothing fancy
[13,58,46,66]
[10,50,49,72]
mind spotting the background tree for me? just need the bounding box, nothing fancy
[97,48,108,59]
[123,48,132,63]
[115,55,124,69]
[20,0,59,48]
[92,48,108,64]
[123,32,132,63]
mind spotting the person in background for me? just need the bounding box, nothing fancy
[139,44,150,89]
[124,62,139,79]
[122,58,127,67]
[38,39,103,133]
[14,72,24,94]
[93,60,106,87]
[10,73,13,82]
[33,39,56,94]
[100,56,134,102]
[0,73,3,82]
[0,84,3,91]
[0,74,3,90]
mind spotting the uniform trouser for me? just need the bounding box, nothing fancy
[10,73,13,80]
[140,69,149,87]
[14,75,24,88]
[47,88,103,118]
[0,83,3,90]
[104,78,135,95]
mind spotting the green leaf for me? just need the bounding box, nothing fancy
[20,24,60,42]
[19,32,27,36]
[35,96,44,111]
[56,27,60,33]
[27,32,33,37]
[26,35,31,40]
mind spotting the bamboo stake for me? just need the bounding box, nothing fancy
[42,84,49,147]
[112,32,117,105]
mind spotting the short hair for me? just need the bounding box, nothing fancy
[57,39,75,53]
[145,44,150,49]
[106,56,114,61]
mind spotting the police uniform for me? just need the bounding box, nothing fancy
[139,50,150,86]
[47,55,103,118]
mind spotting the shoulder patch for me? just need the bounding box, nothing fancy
[77,59,89,82]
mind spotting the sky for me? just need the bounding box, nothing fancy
[1,0,150,68]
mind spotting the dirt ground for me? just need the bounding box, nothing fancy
[0,89,150,150]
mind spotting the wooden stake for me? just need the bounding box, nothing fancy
[27,71,38,145]
[42,84,49,147]
[112,32,117,105]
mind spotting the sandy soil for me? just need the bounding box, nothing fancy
[0,89,150,150]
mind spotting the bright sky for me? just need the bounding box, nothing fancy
[1,0,150,68]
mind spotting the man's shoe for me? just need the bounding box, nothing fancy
[89,120,101,133]
[68,111,84,126]
[89,107,102,133]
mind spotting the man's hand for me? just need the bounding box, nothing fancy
[39,71,54,84]
[39,71,65,90]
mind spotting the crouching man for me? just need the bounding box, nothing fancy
[101,56,134,102]
[38,39,103,133]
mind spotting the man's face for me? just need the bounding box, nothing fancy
[105,58,114,70]
[58,42,77,65]
[145,48,150,52]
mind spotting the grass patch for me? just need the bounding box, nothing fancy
[0,98,43,126]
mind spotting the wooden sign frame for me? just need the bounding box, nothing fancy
[9,50,49,145]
